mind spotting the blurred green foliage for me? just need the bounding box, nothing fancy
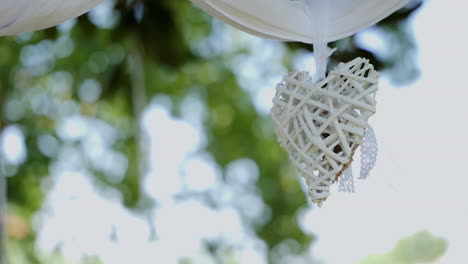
[358,230,447,264]
[0,0,429,263]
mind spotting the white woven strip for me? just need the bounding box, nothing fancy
[359,126,378,179]
[271,57,379,206]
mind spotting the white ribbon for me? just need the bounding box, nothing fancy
[359,126,378,180]
[303,0,334,81]
[338,126,378,192]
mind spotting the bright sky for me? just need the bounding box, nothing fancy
[2,1,468,263]
[304,1,468,263]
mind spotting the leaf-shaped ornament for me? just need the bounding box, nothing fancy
[0,0,105,36]
[190,0,410,43]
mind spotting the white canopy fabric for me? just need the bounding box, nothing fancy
[0,0,105,36]
[191,0,411,43]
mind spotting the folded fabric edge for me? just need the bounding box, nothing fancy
[191,0,313,43]
[191,0,412,44]
[0,0,106,36]
[325,0,412,42]
[190,0,287,41]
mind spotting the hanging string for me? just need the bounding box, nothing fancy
[303,0,336,81]
[314,42,336,81]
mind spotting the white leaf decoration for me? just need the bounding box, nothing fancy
[0,0,105,36]
[190,0,410,43]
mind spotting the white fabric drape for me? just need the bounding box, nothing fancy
[0,0,105,36]
[191,0,410,43]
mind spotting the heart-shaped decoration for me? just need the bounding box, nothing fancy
[271,58,379,206]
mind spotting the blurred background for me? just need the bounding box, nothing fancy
[1,0,467,263]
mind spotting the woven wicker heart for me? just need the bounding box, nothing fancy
[271,58,379,206]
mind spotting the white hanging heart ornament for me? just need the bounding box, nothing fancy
[271,57,379,206]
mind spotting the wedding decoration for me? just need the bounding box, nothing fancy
[194,0,410,205]
[0,0,105,36]
[271,57,379,206]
